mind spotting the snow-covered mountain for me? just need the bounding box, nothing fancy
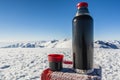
[0,39,71,48]
[1,39,120,49]
[94,40,120,49]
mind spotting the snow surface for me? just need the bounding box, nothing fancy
[0,48,120,80]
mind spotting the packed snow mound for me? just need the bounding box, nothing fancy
[1,39,120,49]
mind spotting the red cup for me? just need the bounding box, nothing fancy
[48,54,64,71]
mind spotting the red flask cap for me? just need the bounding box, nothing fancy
[77,2,88,8]
[48,54,64,62]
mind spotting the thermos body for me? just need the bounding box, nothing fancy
[72,14,93,70]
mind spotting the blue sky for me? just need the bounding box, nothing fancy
[0,0,120,41]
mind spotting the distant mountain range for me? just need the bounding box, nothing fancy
[0,39,120,49]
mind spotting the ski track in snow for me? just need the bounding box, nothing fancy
[0,48,120,80]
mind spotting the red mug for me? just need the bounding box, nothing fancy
[48,54,64,71]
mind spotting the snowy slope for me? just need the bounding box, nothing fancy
[1,39,120,49]
[0,48,120,80]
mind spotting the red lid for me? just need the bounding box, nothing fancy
[48,54,64,62]
[77,2,88,8]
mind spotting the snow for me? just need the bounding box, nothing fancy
[1,39,120,49]
[0,48,71,80]
[0,48,120,80]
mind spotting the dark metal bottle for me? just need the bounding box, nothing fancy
[72,2,93,71]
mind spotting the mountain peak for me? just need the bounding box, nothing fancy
[0,39,120,49]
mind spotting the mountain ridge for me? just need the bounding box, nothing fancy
[1,39,120,49]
